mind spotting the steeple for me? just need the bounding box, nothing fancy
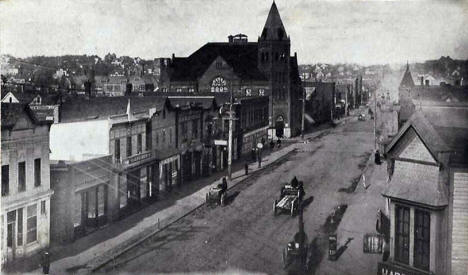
[399,61,415,88]
[260,2,288,41]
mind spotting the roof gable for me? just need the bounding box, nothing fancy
[399,131,437,164]
[1,92,20,103]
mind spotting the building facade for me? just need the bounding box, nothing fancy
[159,2,303,138]
[1,104,53,265]
[379,107,468,275]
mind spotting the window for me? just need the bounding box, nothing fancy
[2,165,8,196]
[34,159,41,187]
[114,139,120,162]
[176,88,182,93]
[414,209,430,270]
[259,89,265,96]
[137,134,142,153]
[181,122,188,140]
[41,201,46,215]
[27,204,37,243]
[189,88,195,93]
[7,211,15,247]
[155,131,159,146]
[17,208,23,246]
[245,89,252,96]
[18,162,26,192]
[169,128,173,144]
[395,205,410,264]
[162,129,166,143]
[126,136,132,157]
[211,77,227,93]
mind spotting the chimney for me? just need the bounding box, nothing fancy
[172,53,175,61]
[228,35,233,43]
[425,79,430,86]
[420,76,424,86]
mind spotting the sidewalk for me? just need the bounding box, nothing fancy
[22,144,297,275]
[315,158,389,275]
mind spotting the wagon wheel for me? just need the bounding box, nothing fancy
[220,193,226,206]
[273,200,278,216]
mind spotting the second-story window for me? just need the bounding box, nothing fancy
[246,89,252,96]
[114,139,120,162]
[34,159,41,187]
[126,136,132,157]
[2,165,9,196]
[137,134,142,153]
[259,89,265,96]
[176,88,182,93]
[18,162,26,192]
[162,129,166,144]
[188,88,195,93]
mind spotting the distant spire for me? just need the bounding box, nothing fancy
[400,61,415,88]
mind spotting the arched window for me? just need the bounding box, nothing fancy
[211,77,228,93]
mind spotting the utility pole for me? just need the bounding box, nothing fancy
[301,87,305,139]
[226,84,237,181]
[374,88,377,151]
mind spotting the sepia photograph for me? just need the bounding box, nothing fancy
[0,0,467,274]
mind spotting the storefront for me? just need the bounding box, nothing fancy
[158,155,180,192]
[73,183,108,238]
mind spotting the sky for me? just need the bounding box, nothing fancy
[1,0,467,65]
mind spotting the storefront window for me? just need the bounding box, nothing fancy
[395,205,410,264]
[98,185,105,217]
[88,190,96,219]
[26,204,37,243]
[414,209,430,270]
[140,168,147,199]
[120,177,127,209]
[7,211,15,247]
[73,193,82,227]
[17,208,23,246]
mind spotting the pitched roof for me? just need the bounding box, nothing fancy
[399,63,415,88]
[382,164,448,207]
[260,2,288,41]
[387,106,468,166]
[169,43,267,82]
[1,103,51,129]
[59,95,167,123]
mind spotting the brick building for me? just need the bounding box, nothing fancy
[302,81,336,124]
[1,103,54,265]
[159,2,303,138]
[380,106,468,275]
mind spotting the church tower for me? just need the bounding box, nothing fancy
[258,2,292,138]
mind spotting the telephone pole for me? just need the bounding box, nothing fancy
[226,84,237,181]
[374,89,377,150]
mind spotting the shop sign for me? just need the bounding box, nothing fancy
[363,233,383,254]
[377,262,426,275]
[214,139,227,146]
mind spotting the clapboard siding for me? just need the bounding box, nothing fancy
[452,172,468,275]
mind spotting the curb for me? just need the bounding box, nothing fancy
[89,147,297,273]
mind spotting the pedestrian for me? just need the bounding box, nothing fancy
[251,148,256,161]
[277,139,281,148]
[244,162,249,175]
[270,140,275,150]
[41,251,50,274]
